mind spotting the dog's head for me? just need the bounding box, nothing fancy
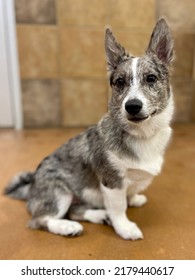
[105,19,174,132]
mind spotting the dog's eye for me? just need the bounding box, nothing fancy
[115,78,125,88]
[146,74,157,84]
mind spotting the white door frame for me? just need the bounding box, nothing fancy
[0,0,23,129]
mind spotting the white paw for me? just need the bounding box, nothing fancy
[84,209,110,225]
[128,194,147,207]
[114,220,143,240]
[48,219,83,237]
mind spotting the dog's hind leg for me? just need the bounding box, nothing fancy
[68,204,110,225]
[29,216,83,237]
[28,190,83,237]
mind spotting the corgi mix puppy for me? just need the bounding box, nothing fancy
[5,19,174,240]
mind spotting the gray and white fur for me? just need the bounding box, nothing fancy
[4,19,174,240]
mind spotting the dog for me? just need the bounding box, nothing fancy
[5,19,174,240]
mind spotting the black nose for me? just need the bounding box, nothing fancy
[125,99,143,115]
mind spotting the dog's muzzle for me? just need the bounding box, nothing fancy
[124,99,157,123]
[125,99,143,115]
[125,99,147,123]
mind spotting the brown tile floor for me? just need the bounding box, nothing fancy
[0,125,195,260]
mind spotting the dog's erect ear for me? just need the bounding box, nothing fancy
[105,28,129,71]
[146,18,174,64]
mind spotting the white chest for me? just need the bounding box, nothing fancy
[107,127,172,177]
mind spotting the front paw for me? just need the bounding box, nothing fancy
[128,194,147,207]
[114,220,144,240]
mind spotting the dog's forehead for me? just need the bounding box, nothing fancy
[116,56,160,76]
[136,56,160,74]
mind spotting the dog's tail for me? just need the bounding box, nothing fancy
[4,172,34,200]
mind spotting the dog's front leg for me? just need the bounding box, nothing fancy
[101,184,143,240]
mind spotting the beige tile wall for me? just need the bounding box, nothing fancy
[62,79,108,126]
[22,80,60,127]
[157,0,195,122]
[17,25,59,79]
[15,0,195,127]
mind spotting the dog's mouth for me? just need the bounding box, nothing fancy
[128,110,157,123]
